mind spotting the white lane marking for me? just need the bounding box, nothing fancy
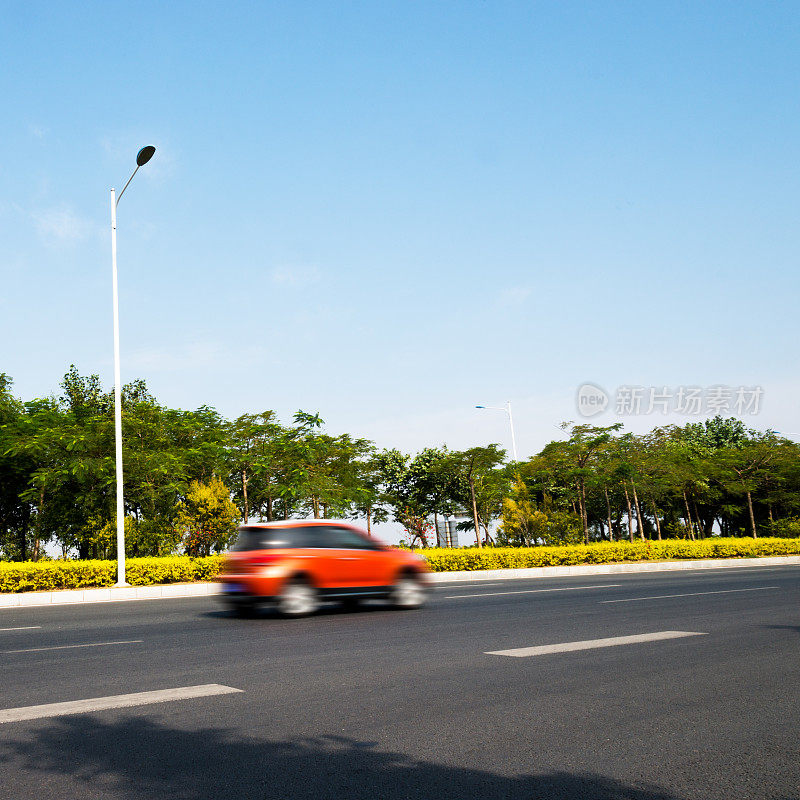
[444,584,622,599]
[0,626,42,632]
[435,582,503,589]
[674,567,788,574]
[487,630,707,657]
[3,639,143,654]
[0,684,243,724]
[600,586,780,604]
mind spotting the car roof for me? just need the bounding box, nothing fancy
[237,519,362,530]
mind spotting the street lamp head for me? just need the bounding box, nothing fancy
[136,145,156,166]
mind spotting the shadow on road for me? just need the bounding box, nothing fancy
[0,715,693,800]
[764,625,800,634]
[202,600,403,621]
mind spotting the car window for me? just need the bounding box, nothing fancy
[291,527,329,548]
[232,527,296,551]
[234,525,377,550]
[303,526,375,549]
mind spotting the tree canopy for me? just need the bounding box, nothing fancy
[1,368,798,561]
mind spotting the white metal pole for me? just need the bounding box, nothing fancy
[111,188,127,586]
[506,401,518,461]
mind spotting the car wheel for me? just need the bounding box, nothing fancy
[391,573,426,609]
[276,577,319,617]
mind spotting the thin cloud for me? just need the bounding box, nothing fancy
[269,265,321,288]
[126,342,274,373]
[126,342,225,372]
[32,207,95,246]
[496,285,533,308]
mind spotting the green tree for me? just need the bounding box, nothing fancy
[0,374,37,560]
[228,411,283,523]
[347,449,390,536]
[499,478,543,546]
[445,445,507,547]
[535,423,621,544]
[176,477,240,556]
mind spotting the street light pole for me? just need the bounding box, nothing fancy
[110,188,125,586]
[111,146,155,587]
[475,401,518,461]
[506,401,518,462]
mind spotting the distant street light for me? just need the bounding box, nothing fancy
[475,401,518,461]
[111,145,156,587]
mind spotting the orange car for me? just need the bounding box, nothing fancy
[219,520,430,616]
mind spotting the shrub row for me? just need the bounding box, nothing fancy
[1,538,799,592]
[0,556,224,593]
[421,537,800,572]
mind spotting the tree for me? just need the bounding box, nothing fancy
[536,423,621,544]
[499,478,582,546]
[0,374,36,560]
[6,364,800,559]
[377,449,430,547]
[228,411,283,523]
[176,477,239,556]
[348,450,390,535]
[281,412,374,520]
[500,478,543,546]
[716,431,782,538]
[445,445,507,547]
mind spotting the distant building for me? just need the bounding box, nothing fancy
[435,517,461,548]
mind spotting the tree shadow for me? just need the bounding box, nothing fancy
[0,715,692,800]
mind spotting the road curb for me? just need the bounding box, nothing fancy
[0,581,220,610]
[1,554,798,609]
[428,554,800,583]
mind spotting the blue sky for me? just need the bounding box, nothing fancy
[3,0,799,461]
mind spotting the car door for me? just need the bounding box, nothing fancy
[293,526,365,589]
[288,526,345,589]
[322,526,391,587]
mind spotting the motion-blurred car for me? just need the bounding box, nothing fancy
[219,520,429,616]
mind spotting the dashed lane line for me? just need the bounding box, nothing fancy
[486,630,707,657]
[600,586,780,604]
[444,584,621,599]
[0,626,42,632]
[3,639,143,654]
[435,582,503,589]
[0,684,244,724]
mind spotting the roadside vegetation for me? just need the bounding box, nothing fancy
[1,368,799,565]
[2,539,799,593]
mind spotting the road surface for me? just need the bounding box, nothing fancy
[1,564,798,799]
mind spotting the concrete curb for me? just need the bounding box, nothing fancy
[0,581,220,610]
[428,554,800,583]
[1,554,798,609]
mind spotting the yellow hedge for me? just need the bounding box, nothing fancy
[0,556,224,593]
[1,538,799,592]
[421,538,800,572]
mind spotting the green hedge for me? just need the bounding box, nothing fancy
[2,538,799,592]
[421,538,800,572]
[0,556,224,593]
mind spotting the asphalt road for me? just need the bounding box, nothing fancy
[1,565,798,800]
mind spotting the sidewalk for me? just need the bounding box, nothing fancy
[1,554,798,609]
